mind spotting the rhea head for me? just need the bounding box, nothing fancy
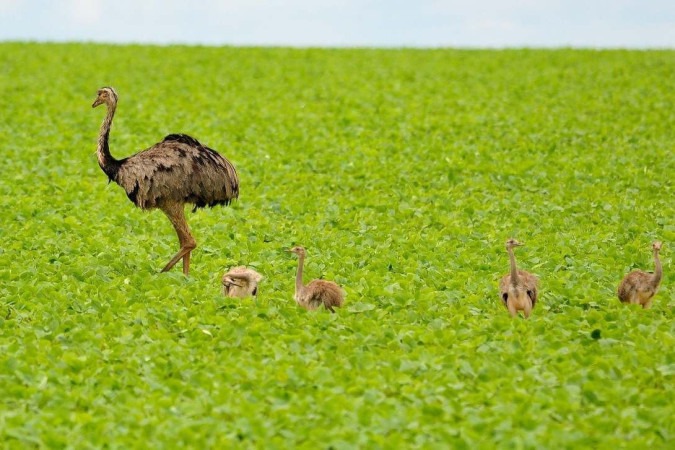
[287,246,306,257]
[652,241,662,252]
[506,238,524,250]
[92,86,118,108]
[222,275,244,289]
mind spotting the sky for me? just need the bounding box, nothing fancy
[1,0,674,48]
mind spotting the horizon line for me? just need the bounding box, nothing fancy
[2,38,674,51]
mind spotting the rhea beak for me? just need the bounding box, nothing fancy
[92,98,103,108]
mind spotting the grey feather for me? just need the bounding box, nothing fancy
[116,135,239,210]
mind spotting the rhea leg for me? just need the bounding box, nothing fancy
[160,204,196,275]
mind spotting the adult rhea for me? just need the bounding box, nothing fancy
[92,87,239,275]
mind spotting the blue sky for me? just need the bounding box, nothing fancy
[1,0,674,47]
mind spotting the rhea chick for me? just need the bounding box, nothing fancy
[222,266,263,298]
[618,241,663,309]
[499,238,539,318]
[287,246,344,313]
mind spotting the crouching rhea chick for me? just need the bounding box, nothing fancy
[222,266,263,298]
[287,246,344,313]
[499,238,539,318]
[618,241,663,309]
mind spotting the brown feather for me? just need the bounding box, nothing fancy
[499,270,539,307]
[116,135,238,210]
[617,270,658,306]
[300,280,345,312]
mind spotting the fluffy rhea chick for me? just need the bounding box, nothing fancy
[617,241,663,309]
[222,266,263,298]
[287,246,344,313]
[499,238,539,318]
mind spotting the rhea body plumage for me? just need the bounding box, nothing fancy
[618,241,663,309]
[287,246,344,313]
[92,87,239,275]
[222,266,263,298]
[499,238,539,318]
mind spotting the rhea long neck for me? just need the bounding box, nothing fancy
[295,254,306,297]
[508,247,520,285]
[97,100,121,181]
[652,249,662,287]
